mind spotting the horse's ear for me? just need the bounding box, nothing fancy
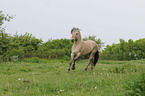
[77,28,81,33]
[71,27,76,34]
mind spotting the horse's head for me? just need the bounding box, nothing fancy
[71,27,81,42]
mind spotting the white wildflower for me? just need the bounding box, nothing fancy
[134,54,137,57]
[129,53,131,56]
[60,89,64,92]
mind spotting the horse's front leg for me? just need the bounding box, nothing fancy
[71,61,76,70]
[72,52,81,70]
[67,53,74,72]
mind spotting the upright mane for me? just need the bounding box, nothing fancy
[71,27,80,34]
[71,27,81,40]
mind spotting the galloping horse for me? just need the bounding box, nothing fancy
[67,27,99,72]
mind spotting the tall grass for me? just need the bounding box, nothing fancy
[0,59,145,96]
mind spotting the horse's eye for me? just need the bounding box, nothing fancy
[76,33,78,35]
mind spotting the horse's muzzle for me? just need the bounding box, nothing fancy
[71,38,74,42]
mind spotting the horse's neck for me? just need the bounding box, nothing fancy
[74,34,82,48]
[74,39,82,47]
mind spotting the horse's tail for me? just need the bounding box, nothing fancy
[94,50,99,67]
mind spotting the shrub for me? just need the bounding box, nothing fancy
[101,38,145,60]
[22,57,40,63]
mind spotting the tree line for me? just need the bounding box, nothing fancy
[101,39,145,60]
[1,11,145,62]
[0,11,104,62]
[0,32,104,62]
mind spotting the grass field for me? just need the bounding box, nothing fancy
[0,59,145,96]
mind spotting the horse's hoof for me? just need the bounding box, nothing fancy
[84,68,87,71]
[72,67,75,70]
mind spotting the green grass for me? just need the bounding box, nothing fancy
[0,59,145,96]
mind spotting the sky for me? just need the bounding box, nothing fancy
[1,0,145,46]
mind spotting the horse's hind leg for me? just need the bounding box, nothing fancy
[91,59,94,70]
[85,55,93,71]
[85,48,97,71]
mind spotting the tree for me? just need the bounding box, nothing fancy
[101,38,145,60]
[0,11,14,61]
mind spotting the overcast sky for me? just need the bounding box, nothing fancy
[1,0,145,46]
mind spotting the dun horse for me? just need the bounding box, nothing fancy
[67,28,99,72]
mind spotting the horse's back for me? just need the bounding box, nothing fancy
[81,40,98,55]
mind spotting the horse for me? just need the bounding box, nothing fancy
[67,27,99,72]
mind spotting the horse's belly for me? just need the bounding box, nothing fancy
[82,47,92,55]
[72,50,79,54]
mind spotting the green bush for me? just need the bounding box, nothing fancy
[101,38,145,60]
[22,57,40,63]
[2,47,24,61]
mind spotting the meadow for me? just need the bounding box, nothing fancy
[0,59,145,96]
